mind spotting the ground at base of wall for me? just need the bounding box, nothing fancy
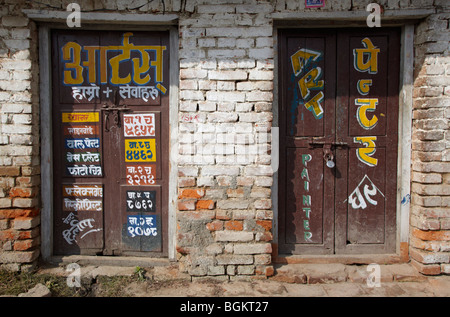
[1,262,449,297]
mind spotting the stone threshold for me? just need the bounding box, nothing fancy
[271,263,427,284]
[49,255,172,268]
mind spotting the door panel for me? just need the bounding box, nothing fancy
[278,28,400,255]
[335,29,400,254]
[52,30,170,257]
[279,30,336,254]
[120,185,162,252]
[285,33,335,139]
[284,148,334,254]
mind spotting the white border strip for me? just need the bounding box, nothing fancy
[397,24,414,248]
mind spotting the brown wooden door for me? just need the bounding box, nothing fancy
[51,30,170,257]
[278,28,400,255]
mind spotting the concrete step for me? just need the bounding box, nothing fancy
[50,255,171,268]
[39,256,191,282]
[271,263,427,284]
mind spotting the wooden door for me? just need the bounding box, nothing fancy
[278,28,400,255]
[51,30,170,257]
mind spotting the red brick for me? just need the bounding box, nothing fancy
[411,259,441,275]
[227,188,245,198]
[236,176,254,186]
[0,228,38,241]
[9,187,36,198]
[412,228,450,241]
[0,229,16,241]
[178,177,196,187]
[264,266,275,277]
[16,176,40,187]
[13,239,37,251]
[196,199,214,210]
[0,167,20,176]
[0,208,39,219]
[255,265,274,277]
[176,245,191,255]
[257,220,272,231]
[19,229,38,240]
[256,231,273,242]
[178,188,205,199]
[206,220,223,231]
[215,210,231,220]
[225,220,243,231]
[178,200,196,211]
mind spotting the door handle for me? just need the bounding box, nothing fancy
[104,112,110,132]
[102,104,110,132]
[112,105,130,128]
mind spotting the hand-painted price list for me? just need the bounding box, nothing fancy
[61,184,103,245]
[123,113,157,181]
[126,164,156,186]
[125,139,156,162]
[122,113,159,244]
[124,113,155,137]
[62,184,103,212]
[127,215,158,238]
[126,190,156,212]
[62,112,102,177]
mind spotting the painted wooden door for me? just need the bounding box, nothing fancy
[51,30,170,257]
[278,28,400,255]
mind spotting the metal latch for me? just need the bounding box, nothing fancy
[101,104,130,131]
[307,139,348,169]
[308,138,348,148]
[323,144,335,169]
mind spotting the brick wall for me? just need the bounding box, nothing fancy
[0,1,40,272]
[0,0,448,276]
[410,11,450,275]
[176,2,275,277]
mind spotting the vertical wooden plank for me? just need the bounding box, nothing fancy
[52,30,105,255]
[334,30,350,253]
[278,29,335,255]
[335,28,400,254]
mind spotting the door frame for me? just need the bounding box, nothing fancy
[272,24,414,263]
[36,18,179,262]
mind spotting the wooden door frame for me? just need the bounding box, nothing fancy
[36,19,179,263]
[272,24,414,264]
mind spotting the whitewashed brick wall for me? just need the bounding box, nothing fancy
[410,10,450,275]
[176,2,275,277]
[0,0,448,277]
[0,2,40,272]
